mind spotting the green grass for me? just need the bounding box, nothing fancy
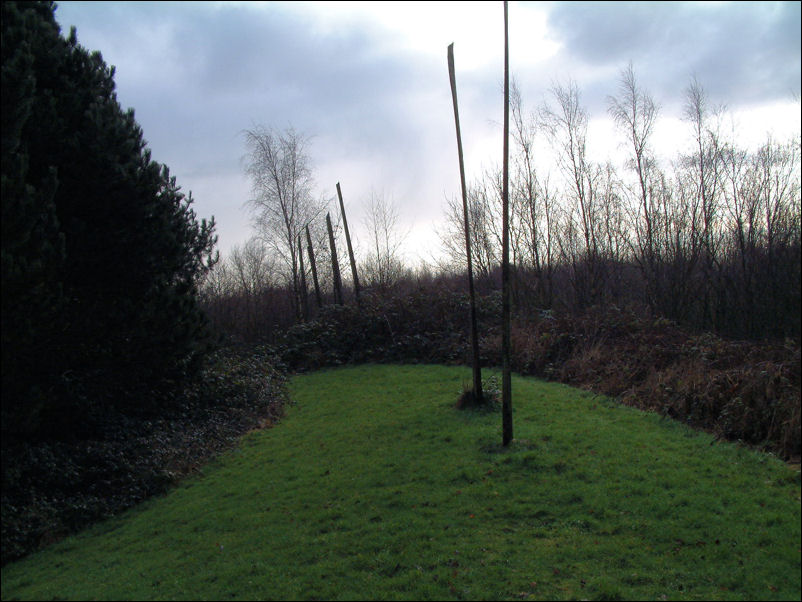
[2,364,800,601]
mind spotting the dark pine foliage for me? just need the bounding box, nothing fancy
[1,0,218,442]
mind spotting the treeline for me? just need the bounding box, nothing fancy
[201,184,414,342]
[438,72,800,342]
[203,75,800,345]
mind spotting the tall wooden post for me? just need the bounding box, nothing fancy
[297,234,309,320]
[501,0,513,446]
[448,42,483,404]
[326,212,344,305]
[337,182,361,306]
[306,224,322,309]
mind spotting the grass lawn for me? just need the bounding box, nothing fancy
[1,364,799,600]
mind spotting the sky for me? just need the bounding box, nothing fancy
[52,1,801,266]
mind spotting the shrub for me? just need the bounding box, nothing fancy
[456,375,501,410]
[1,346,288,565]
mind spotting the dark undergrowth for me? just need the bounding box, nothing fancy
[279,290,800,461]
[1,346,288,566]
[532,309,800,462]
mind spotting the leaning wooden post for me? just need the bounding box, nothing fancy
[448,42,483,404]
[501,0,513,446]
[326,212,344,305]
[337,182,361,306]
[297,234,309,320]
[306,224,323,308]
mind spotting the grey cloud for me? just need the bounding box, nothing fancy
[56,1,442,181]
[178,4,445,192]
[547,1,801,107]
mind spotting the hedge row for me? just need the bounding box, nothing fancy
[279,291,800,460]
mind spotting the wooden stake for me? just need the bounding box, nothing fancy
[448,42,483,405]
[306,224,322,308]
[297,234,309,320]
[501,0,513,446]
[337,182,361,306]
[326,212,344,305]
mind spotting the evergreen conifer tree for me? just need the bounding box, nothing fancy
[1,1,218,439]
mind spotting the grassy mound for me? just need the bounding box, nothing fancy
[2,365,799,600]
[279,297,800,460]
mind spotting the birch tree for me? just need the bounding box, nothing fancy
[243,125,323,319]
[362,191,408,291]
[542,79,607,308]
[608,63,662,310]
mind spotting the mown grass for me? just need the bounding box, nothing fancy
[2,364,799,600]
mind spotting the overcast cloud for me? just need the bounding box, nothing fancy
[547,1,800,106]
[52,1,801,264]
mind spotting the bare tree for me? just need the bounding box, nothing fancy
[679,77,729,329]
[440,180,500,284]
[758,137,801,336]
[228,237,275,298]
[541,79,606,308]
[199,254,235,303]
[362,190,408,291]
[201,238,277,339]
[243,125,324,319]
[684,77,725,257]
[510,80,556,308]
[608,63,662,310]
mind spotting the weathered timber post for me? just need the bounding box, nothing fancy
[501,0,513,446]
[448,41,483,404]
[306,224,322,308]
[336,182,361,306]
[297,234,309,320]
[326,212,344,305]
